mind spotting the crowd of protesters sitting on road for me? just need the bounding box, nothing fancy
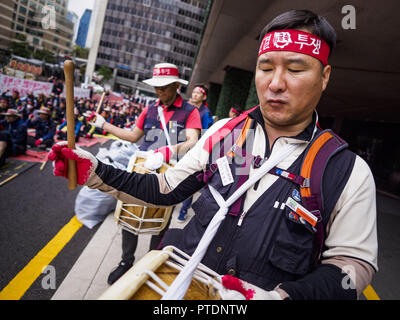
[0,86,151,167]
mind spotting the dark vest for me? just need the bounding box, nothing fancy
[162,116,356,291]
[139,100,196,151]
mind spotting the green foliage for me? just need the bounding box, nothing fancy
[15,33,27,41]
[72,45,89,59]
[245,76,259,110]
[33,49,56,63]
[79,64,86,77]
[9,41,32,58]
[97,65,113,81]
[215,67,253,119]
[207,82,222,115]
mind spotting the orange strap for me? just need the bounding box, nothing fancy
[300,131,333,197]
[227,116,252,158]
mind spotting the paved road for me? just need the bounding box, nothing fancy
[0,141,111,300]
[371,193,400,300]
[0,138,399,300]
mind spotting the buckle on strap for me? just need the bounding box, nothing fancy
[200,163,219,183]
[301,178,310,188]
[252,155,265,168]
[230,144,238,154]
[209,163,218,173]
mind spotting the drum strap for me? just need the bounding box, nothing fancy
[157,106,172,149]
[161,141,301,300]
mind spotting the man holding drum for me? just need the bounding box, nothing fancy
[90,63,202,284]
[49,10,377,299]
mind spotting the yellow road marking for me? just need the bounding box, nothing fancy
[363,284,380,300]
[93,133,119,140]
[0,216,82,300]
[14,162,27,170]
[0,173,18,187]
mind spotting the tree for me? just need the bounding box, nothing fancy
[79,64,86,78]
[33,49,56,63]
[97,65,113,81]
[72,45,89,59]
[245,76,259,110]
[9,41,32,58]
[215,67,253,119]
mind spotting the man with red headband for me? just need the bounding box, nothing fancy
[90,62,202,284]
[49,10,377,300]
[188,84,213,130]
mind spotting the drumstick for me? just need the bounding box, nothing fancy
[63,60,77,190]
[40,160,47,171]
[96,91,106,113]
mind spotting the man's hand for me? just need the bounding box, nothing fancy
[90,113,106,129]
[155,145,173,163]
[221,275,282,300]
[48,141,98,185]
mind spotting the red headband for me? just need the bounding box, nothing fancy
[194,86,207,95]
[258,29,330,66]
[153,67,179,77]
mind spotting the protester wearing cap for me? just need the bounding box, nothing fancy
[90,62,202,284]
[91,62,201,161]
[0,109,27,166]
[28,106,56,149]
[49,10,377,300]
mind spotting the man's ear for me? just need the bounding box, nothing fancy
[321,64,331,92]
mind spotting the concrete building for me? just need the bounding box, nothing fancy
[66,10,79,44]
[0,0,74,55]
[189,0,400,196]
[75,9,91,48]
[85,0,210,95]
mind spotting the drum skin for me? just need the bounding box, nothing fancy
[98,249,221,300]
[114,155,174,235]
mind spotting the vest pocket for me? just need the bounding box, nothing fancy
[268,208,314,275]
[191,192,219,226]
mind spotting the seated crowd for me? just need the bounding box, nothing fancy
[0,88,147,167]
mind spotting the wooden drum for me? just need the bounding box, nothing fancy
[114,151,174,235]
[98,246,224,300]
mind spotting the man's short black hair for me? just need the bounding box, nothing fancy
[260,10,337,57]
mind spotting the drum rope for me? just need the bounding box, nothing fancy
[141,247,226,298]
[161,142,300,300]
